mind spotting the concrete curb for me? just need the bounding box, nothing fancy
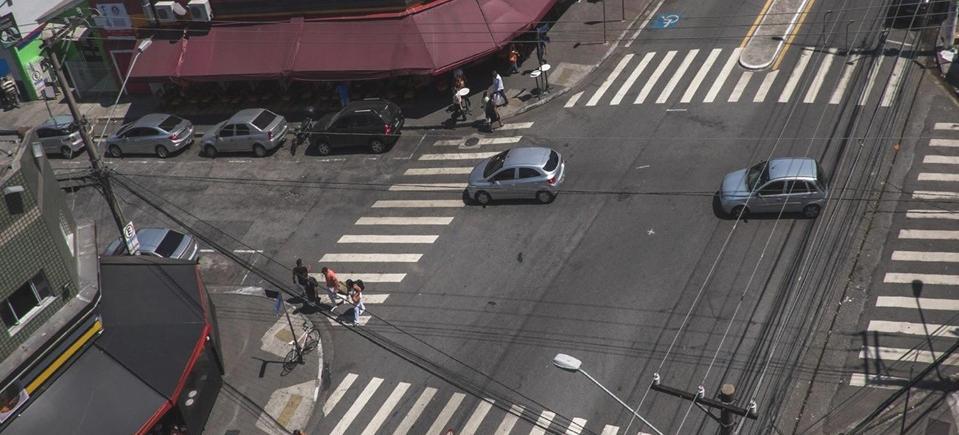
[506,0,660,119]
[739,0,811,70]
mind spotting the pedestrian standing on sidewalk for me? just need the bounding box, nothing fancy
[483,92,501,131]
[335,82,350,108]
[508,45,520,74]
[293,259,308,288]
[453,69,467,91]
[489,71,507,106]
[535,24,550,65]
[320,266,343,310]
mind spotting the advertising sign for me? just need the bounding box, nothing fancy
[0,14,20,48]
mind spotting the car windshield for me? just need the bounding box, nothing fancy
[155,232,185,257]
[544,151,559,172]
[251,111,277,130]
[158,115,182,131]
[483,150,509,178]
[746,161,769,191]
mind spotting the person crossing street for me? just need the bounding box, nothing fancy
[320,267,343,310]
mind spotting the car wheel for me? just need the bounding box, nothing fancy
[315,141,332,156]
[204,145,217,158]
[731,205,749,218]
[369,139,386,154]
[475,191,492,205]
[60,146,73,159]
[155,145,169,159]
[253,143,267,157]
[803,204,821,218]
[108,145,122,158]
[536,190,555,204]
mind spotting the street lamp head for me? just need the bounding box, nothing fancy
[135,38,153,53]
[552,353,582,372]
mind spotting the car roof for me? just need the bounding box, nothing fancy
[134,228,175,250]
[229,108,267,123]
[40,115,75,128]
[504,147,552,167]
[132,113,176,128]
[767,158,818,181]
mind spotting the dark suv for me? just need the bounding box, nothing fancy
[308,99,403,155]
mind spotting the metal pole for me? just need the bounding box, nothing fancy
[822,10,832,43]
[622,0,626,22]
[719,384,735,435]
[580,369,664,435]
[603,1,608,44]
[845,20,854,54]
[283,301,303,364]
[46,43,129,247]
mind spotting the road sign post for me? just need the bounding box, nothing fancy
[122,221,140,255]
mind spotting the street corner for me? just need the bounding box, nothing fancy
[255,380,321,435]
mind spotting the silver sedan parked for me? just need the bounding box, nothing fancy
[103,227,199,261]
[105,113,194,158]
[200,108,288,158]
[719,157,828,218]
[467,146,566,205]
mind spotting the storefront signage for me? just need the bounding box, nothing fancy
[0,13,21,48]
[95,3,132,30]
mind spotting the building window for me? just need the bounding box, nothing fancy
[1,271,52,330]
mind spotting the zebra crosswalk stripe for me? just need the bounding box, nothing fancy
[657,49,699,104]
[848,373,903,390]
[460,399,495,435]
[530,410,556,435]
[929,139,959,147]
[880,56,909,107]
[494,404,524,434]
[753,70,779,103]
[331,377,383,434]
[393,387,437,435]
[918,172,959,181]
[830,54,859,104]
[884,272,959,285]
[426,393,465,435]
[566,418,588,435]
[858,56,885,106]
[323,373,358,415]
[859,346,959,366]
[779,47,812,103]
[892,250,959,263]
[906,209,959,220]
[704,47,742,103]
[636,50,676,104]
[728,71,752,103]
[867,320,956,337]
[681,48,722,103]
[803,49,835,103]
[601,425,620,435]
[565,91,584,108]
[361,382,410,435]
[611,52,655,105]
[587,54,634,106]
[876,295,959,311]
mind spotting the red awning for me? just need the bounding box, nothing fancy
[130,0,556,82]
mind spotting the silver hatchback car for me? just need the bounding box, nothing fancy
[103,227,199,261]
[105,113,194,158]
[719,157,827,218]
[201,108,288,158]
[467,146,566,204]
[36,115,84,159]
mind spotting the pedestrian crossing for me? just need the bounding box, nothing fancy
[315,123,536,327]
[317,372,644,435]
[565,46,914,108]
[850,121,959,390]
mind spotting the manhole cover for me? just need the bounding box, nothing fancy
[464,137,480,147]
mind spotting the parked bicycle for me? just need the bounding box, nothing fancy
[282,319,320,373]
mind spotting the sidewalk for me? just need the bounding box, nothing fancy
[205,292,324,435]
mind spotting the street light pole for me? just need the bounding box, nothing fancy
[96,38,151,145]
[552,354,663,435]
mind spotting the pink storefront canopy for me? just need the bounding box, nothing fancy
[130,0,556,82]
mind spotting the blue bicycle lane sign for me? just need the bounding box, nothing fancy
[649,14,680,29]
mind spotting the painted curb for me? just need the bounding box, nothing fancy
[738,0,811,71]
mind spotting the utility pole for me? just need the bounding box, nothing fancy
[650,375,757,435]
[43,18,131,253]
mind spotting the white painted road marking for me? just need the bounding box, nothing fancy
[913,190,959,200]
[331,377,383,434]
[681,48,722,103]
[830,54,859,105]
[587,54,634,106]
[779,47,812,103]
[803,49,835,103]
[930,139,959,147]
[426,393,465,435]
[388,183,467,191]
[420,152,498,161]
[728,71,752,103]
[499,122,535,130]
[372,200,464,208]
[705,47,742,103]
[392,387,437,435]
[355,216,453,225]
[327,316,371,326]
[310,272,406,283]
[361,382,410,435]
[323,373,358,415]
[884,272,959,285]
[460,399,495,435]
[636,50,676,104]
[892,251,959,263]
[657,49,698,104]
[859,55,885,106]
[404,167,472,175]
[899,229,959,240]
[494,404,524,435]
[918,173,959,181]
[565,91,584,108]
[907,209,959,220]
[530,410,556,435]
[881,56,909,107]
[859,346,959,366]
[876,296,959,311]
[848,373,903,390]
[601,425,620,435]
[566,418,589,435]
[433,136,521,147]
[935,122,959,131]
[611,52,655,105]
[868,320,958,337]
[337,235,438,244]
[320,253,422,262]
[753,70,779,103]
[925,155,959,165]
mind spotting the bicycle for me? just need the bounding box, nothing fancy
[282,319,320,374]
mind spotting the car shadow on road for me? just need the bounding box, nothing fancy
[461,189,550,207]
[711,192,812,221]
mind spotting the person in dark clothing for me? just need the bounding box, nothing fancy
[483,92,501,131]
[293,258,309,286]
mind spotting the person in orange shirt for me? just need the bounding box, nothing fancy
[320,267,343,310]
[508,44,520,74]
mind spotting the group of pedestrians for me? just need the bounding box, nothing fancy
[292,259,365,326]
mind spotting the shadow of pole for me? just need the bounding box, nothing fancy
[912,279,945,381]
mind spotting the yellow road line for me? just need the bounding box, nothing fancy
[772,0,818,70]
[741,0,778,48]
[26,320,102,394]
